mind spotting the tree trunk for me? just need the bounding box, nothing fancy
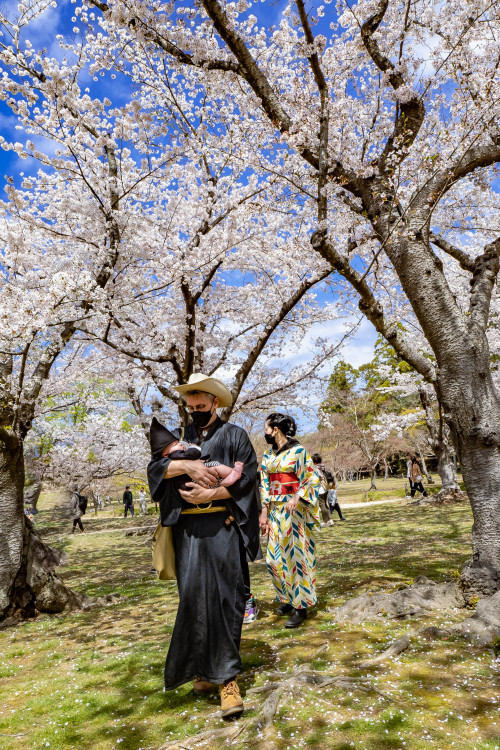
[23,480,42,513]
[383,457,389,481]
[0,434,85,624]
[437,349,500,599]
[435,440,459,492]
[417,448,433,484]
[419,387,457,490]
[0,432,25,618]
[369,470,377,490]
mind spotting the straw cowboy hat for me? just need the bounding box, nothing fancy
[173,373,233,408]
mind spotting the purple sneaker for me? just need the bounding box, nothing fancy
[244,595,258,623]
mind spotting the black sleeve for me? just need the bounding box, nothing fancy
[223,427,261,561]
[146,427,185,526]
[147,456,184,526]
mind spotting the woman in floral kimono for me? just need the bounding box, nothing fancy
[259,413,320,628]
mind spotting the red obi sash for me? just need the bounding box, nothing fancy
[269,472,299,496]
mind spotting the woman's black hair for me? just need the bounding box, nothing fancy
[311,453,322,464]
[266,412,297,438]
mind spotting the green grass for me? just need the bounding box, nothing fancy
[0,488,498,750]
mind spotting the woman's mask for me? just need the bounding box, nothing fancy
[264,432,277,449]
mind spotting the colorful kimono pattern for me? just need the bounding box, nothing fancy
[260,443,320,609]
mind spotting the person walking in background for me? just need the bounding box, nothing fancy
[327,480,346,520]
[409,455,428,498]
[70,487,85,533]
[260,413,320,628]
[312,453,334,527]
[123,485,134,517]
[138,488,148,515]
[406,452,412,491]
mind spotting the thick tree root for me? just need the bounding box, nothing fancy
[1,519,119,627]
[408,488,467,506]
[420,590,500,646]
[333,575,465,623]
[156,645,406,750]
[359,634,411,667]
[125,526,155,537]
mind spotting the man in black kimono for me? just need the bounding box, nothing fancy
[147,373,260,718]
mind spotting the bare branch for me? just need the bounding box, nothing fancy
[220,268,332,418]
[429,232,475,272]
[469,237,500,330]
[311,229,436,382]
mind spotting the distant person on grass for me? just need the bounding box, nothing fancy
[123,485,134,517]
[408,455,428,498]
[312,453,334,527]
[138,488,148,515]
[70,487,85,533]
[327,479,346,521]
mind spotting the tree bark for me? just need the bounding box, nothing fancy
[0,431,25,618]
[23,480,42,513]
[419,388,457,490]
[416,447,432,483]
[0,434,84,624]
[437,356,500,599]
[369,470,377,490]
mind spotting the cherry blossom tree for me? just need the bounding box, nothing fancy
[58,10,354,426]
[84,0,500,595]
[0,1,164,619]
[0,1,352,621]
[26,376,149,491]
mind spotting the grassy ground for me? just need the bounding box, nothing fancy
[0,488,498,750]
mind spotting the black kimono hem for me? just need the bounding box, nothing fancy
[163,513,246,692]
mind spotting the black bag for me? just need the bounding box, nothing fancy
[78,494,88,515]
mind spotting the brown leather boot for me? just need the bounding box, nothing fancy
[219,679,243,717]
[193,678,216,695]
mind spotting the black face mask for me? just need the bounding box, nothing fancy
[264,433,277,448]
[191,408,213,429]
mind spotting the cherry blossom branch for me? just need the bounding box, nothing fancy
[429,233,475,272]
[359,0,404,89]
[88,0,242,73]
[359,0,425,176]
[234,326,358,410]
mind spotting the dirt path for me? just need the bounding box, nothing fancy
[341,497,406,509]
[75,523,155,535]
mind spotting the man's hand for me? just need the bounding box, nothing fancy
[179,483,216,505]
[185,460,220,487]
[165,459,219,487]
